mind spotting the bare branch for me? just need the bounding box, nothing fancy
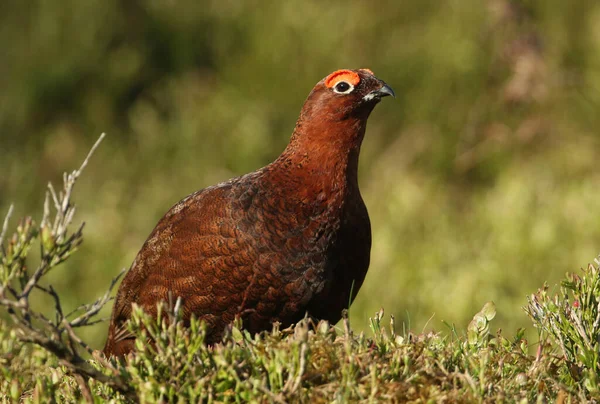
[70,269,126,328]
[0,204,14,248]
[20,257,52,299]
[42,192,50,227]
[76,133,106,180]
[0,133,138,401]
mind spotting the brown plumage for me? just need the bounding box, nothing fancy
[103,69,394,357]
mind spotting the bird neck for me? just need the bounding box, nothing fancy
[272,117,367,197]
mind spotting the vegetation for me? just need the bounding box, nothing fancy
[2,0,600,348]
[2,0,600,401]
[2,138,600,401]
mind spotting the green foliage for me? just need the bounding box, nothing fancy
[2,0,600,401]
[526,261,600,398]
[467,301,496,347]
[1,0,600,349]
[0,323,91,402]
[0,136,135,401]
[0,161,597,400]
[0,299,586,402]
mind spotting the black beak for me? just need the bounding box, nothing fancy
[364,83,396,101]
[377,83,395,98]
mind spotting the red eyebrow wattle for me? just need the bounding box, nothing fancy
[325,70,361,88]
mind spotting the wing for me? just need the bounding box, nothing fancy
[106,180,249,345]
[105,171,333,353]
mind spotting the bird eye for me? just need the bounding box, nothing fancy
[333,81,353,94]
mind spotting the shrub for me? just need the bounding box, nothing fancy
[1,135,598,402]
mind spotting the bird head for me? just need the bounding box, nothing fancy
[301,68,395,122]
[284,69,394,161]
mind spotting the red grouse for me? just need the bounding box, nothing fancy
[103,69,394,357]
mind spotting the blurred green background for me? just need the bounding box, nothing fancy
[2,0,600,350]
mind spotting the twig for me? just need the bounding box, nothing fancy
[0,204,14,248]
[74,374,94,404]
[257,385,287,404]
[570,310,592,350]
[290,342,308,393]
[59,133,105,223]
[0,133,139,401]
[70,269,125,327]
[76,133,106,180]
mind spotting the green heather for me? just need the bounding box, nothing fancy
[1,0,600,401]
[2,199,600,401]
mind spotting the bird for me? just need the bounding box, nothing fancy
[103,68,394,357]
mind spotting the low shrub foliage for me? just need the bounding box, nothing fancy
[1,137,598,402]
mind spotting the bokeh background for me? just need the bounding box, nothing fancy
[2,0,600,350]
